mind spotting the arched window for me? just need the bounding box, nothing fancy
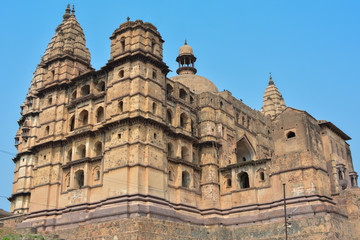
[96,107,104,123]
[79,110,89,126]
[181,147,189,161]
[260,172,265,181]
[78,145,86,159]
[152,102,157,114]
[166,84,173,95]
[69,116,75,131]
[80,85,90,96]
[192,152,196,164]
[121,38,125,52]
[67,149,72,162]
[179,89,187,100]
[48,97,53,105]
[168,171,173,181]
[338,169,343,180]
[45,126,50,136]
[236,136,255,163]
[227,178,232,187]
[287,131,296,139]
[167,143,174,157]
[166,109,173,125]
[119,101,124,112]
[182,171,190,188]
[238,172,250,189]
[65,173,70,187]
[180,113,188,128]
[95,169,100,180]
[94,142,102,156]
[119,70,124,78]
[151,40,156,53]
[71,90,77,101]
[97,81,105,92]
[191,120,195,135]
[74,170,84,189]
[190,96,194,104]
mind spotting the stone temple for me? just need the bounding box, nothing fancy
[6,5,360,239]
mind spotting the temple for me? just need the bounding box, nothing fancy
[7,5,360,239]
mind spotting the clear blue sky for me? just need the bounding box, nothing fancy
[0,1,359,211]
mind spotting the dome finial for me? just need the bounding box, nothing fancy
[269,72,274,85]
[185,39,187,45]
[63,4,71,19]
[127,17,130,22]
[71,4,75,15]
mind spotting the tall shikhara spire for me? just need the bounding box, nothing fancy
[41,4,91,66]
[261,74,286,118]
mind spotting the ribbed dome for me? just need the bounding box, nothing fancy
[170,74,219,94]
[179,44,194,56]
[41,5,91,65]
[261,75,286,118]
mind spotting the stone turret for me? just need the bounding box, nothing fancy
[261,74,286,118]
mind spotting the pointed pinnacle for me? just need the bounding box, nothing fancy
[72,4,75,15]
[185,39,187,45]
[63,4,71,19]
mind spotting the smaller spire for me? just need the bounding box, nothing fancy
[185,39,187,45]
[71,4,75,15]
[269,72,274,85]
[63,4,71,19]
[127,17,130,22]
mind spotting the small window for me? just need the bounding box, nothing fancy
[168,143,174,157]
[238,172,250,189]
[152,102,157,114]
[74,170,84,189]
[119,101,124,112]
[69,116,75,131]
[79,110,89,126]
[152,70,157,80]
[98,81,105,92]
[94,142,102,156]
[179,89,187,100]
[80,85,90,96]
[287,131,296,139]
[78,145,86,159]
[220,101,223,108]
[227,178,232,187]
[48,97,53,105]
[182,171,190,188]
[154,133,157,139]
[168,171,173,181]
[338,169,343,180]
[260,172,265,181]
[96,107,104,123]
[121,38,125,52]
[166,84,173,95]
[180,113,188,128]
[190,96,194,104]
[181,147,189,161]
[51,70,55,80]
[118,133,122,139]
[119,70,124,78]
[95,170,100,180]
[151,40,155,53]
[71,90,77,100]
[166,110,172,125]
[45,126,50,136]
[67,149,72,162]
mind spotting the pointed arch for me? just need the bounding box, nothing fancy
[236,135,255,163]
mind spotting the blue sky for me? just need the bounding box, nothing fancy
[0,1,359,211]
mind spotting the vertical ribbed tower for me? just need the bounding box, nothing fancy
[10,4,92,213]
[261,74,286,118]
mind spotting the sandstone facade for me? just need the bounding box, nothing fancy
[7,5,359,239]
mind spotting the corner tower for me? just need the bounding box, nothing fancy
[261,74,286,118]
[10,4,92,214]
